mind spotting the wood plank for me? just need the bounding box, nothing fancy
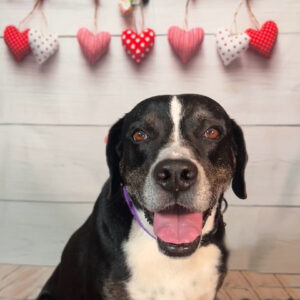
[0,35,300,125]
[276,274,300,299]
[0,265,20,281]
[0,266,52,299]
[216,288,232,300]
[0,202,299,272]
[243,272,290,300]
[0,0,299,35]
[0,126,299,206]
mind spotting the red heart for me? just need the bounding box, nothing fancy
[245,21,278,58]
[168,26,204,63]
[121,28,155,64]
[4,26,31,62]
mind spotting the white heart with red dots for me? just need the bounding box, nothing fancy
[216,28,250,66]
[28,29,59,64]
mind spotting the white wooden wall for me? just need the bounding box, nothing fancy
[0,0,299,273]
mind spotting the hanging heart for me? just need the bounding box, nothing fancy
[216,28,250,66]
[245,21,278,58]
[28,29,59,64]
[168,26,204,63]
[3,26,31,62]
[77,28,111,65]
[121,28,155,64]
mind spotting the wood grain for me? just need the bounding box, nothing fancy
[0,202,299,272]
[0,126,299,206]
[0,0,299,35]
[0,35,300,125]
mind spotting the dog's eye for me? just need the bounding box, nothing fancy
[204,128,220,139]
[132,130,148,142]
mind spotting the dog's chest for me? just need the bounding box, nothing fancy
[122,224,221,300]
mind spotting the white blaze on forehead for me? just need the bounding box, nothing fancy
[169,96,183,145]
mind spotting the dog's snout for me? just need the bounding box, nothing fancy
[154,159,198,193]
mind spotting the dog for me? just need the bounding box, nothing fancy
[37,94,247,300]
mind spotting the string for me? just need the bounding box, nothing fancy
[184,0,191,31]
[230,0,244,35]
[246,0,260,30]
[133,0,144,34]
[19,0,48,31]
[94,0,99,33]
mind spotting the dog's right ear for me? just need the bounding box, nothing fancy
[106,117,124,193]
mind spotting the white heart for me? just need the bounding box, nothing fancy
[216,28,250,66]
[28,29,59,64]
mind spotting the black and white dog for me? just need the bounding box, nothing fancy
[38,94,247,300]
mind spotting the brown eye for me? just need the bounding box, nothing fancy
[133,130,148,142]
[204,128,220,139]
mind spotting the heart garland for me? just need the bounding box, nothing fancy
[28,29,59,64]
[168,0,204,63]
[246,20,278,58]
[4,26,31,62]
[122,28,155,64]
[77,28,111,65]
[216,0,278,66]
[216,28,250,66]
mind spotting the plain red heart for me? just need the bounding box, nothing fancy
[4,26,31,62]
[121,28,155,64]
[245,21,278,58]
[168,26,204,63]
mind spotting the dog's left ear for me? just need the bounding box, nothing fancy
[231,120,248,199]
[106,117,124,193]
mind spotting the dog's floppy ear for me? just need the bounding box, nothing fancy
[231,119,248,199]
[106,117,124,193]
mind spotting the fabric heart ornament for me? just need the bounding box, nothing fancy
[168,26,204,63]
[28,29,59,64]
[216,28,250,66]
[3,26,31,62]
[121,28,155,64]
[77,28,111,65]
[245,21,278,58]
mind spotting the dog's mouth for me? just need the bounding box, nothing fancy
[144,205,211,257]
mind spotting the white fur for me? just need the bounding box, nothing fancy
[123,215,221,300]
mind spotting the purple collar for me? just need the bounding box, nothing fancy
[122,186,156,239]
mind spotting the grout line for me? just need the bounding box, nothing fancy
[0,123,299,128]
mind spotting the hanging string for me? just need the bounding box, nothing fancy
[19,0,48,30]
[133,0,145,33]
[230,0,244,35]
[184,0,191,31]
[93,0,99,33]
[246,0,260,30]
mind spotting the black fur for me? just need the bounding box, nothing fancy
[37,94,247,300]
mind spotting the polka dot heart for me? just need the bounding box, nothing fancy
[121,28,155,64]
[245,21,278,58]
[28,29,59,64]
[3,26,31,62]
[216,28,250,66]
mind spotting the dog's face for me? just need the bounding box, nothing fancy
[107,94,247,257]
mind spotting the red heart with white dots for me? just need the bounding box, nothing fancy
[4,25,31,62]
[121,28,155,64]
[245,21,278,58]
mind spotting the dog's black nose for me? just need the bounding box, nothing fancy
[154,159,198,193]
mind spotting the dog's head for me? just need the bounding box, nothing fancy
[106,94,247,257]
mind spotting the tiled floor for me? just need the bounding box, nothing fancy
[0,264,299,300]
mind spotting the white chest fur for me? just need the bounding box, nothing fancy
[123,222,221,300]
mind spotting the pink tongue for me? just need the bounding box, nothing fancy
[153,209,203,244]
